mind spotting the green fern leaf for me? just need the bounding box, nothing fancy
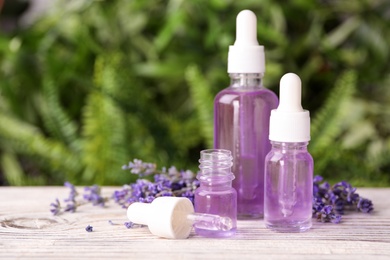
[0,112,83,178]
[310,70,356,156]
[310,70,357,175]
[39,76,80,151]
[1,152,25,185]
[81,56,129,184]
[366,138,390,172]
[185,65,214,148]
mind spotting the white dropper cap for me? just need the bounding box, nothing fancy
[269,73,310,142]
[228,10,265,73]
[127,197,194,239]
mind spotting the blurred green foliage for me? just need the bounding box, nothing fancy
[0,0,389,186]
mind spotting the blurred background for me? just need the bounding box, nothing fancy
[0,0,389,186]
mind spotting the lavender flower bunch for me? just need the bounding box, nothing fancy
[113,159,199,208]
[312,175,374,224]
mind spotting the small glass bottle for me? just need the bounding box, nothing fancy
[194,149,237,237]
[264,73,313,232]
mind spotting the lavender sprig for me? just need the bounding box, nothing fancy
[312,175,374,223]
[113,160,199,208]
[49,183,108,215]
[83,185,106,207]
[49,182,78,215]
[64,182,78,213]
[49,198,61,215]
[313,200,342,224]
[124,221,134,229]
[122,159,157,177]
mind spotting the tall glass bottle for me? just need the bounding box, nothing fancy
[194,149,237,238]
[264,73,313,232]
[214,10,278,218]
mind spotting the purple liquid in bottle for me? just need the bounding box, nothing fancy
[264,142,313,232]
[214,74,278,218]
[194,149,237,237]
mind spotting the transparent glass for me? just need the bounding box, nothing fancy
[264,142,313,232]
[194,149,237,237]
[214,73,278,219]
[187,212,233,232]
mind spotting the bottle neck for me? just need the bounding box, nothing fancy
[270,141,309,152]
[197,149,234,189]
[229,73,263,89]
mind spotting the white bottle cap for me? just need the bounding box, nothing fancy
[269,73,310,142]
[127,197,194,239]
[228,10,265,74]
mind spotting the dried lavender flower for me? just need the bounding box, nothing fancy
[357,197,374,213]
[50,182,79,215]
[122,159,157,177]
[50,198,61,215]
[85,225,93,232]
[113,160,199,208]
[312,175,374,223]
[50,182,109,215]
[64,202,77,213]
[313,202,341,224]
[64,181,78,202]
[124,222,134,229]
[83,185,106,207]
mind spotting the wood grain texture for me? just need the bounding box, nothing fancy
[0,187,389,259]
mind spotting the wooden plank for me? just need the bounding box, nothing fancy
[0,187,389,259]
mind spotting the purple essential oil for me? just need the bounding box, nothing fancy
[264,142,313,231]
[214,79,278,218]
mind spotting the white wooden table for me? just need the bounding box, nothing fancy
[1,187,389,259]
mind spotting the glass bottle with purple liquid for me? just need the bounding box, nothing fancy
[214,10,278,218]
[194,149,237,237]
[264,73,313,232]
